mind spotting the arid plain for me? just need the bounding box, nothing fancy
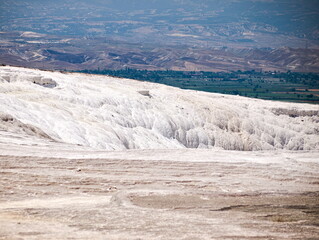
[0,147,319,239]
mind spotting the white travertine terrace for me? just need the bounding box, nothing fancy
[0,66,318,151]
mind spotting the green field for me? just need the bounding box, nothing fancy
[77,69,319,104]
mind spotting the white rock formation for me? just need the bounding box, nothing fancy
[0,66,318,151]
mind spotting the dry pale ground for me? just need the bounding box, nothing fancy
[0,66,318,239]
[0,139,319,239]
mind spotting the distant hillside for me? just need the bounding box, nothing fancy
[0,0,319,72]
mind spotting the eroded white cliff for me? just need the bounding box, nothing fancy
[0,66,318,151]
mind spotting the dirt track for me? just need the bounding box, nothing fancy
[0,153,318,239]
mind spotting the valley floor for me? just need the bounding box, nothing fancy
[0,139,319,239]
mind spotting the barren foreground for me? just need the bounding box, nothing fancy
[0,147,319,239]
[0,66,318,239]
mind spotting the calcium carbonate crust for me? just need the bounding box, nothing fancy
[0,66,318,151]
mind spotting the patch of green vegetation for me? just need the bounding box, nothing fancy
[77,69,319,104]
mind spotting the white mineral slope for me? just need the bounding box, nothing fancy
[0,66,318,151]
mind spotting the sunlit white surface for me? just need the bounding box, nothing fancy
[0,66,318,151]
